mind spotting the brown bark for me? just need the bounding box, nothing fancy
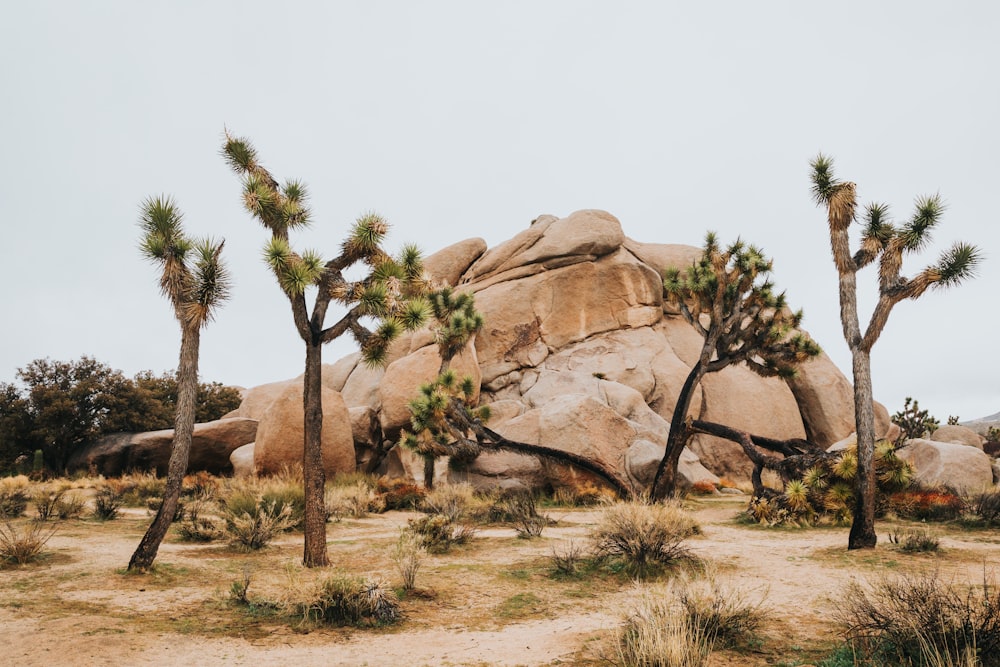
[301,339,329,567]
[848,348,877,549]
[128,325,200,571]
[650,363,706,500]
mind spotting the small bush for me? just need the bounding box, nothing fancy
[33,487,66,521]
[674,574,767,649]
[889,488,965,522]
[0,520,57,565]
[967,488,1000,526]
[54,491,87,519]
[146,497,185,521]
[295,572,400,626]
[551,481,616,507]
[593,500,700,578]
[376,478,426,510]
[689,480,718,496]
[391,530,425,591]
[224,500,296,551]
[421,483,476,521]
[893,396,940,444]
[92,482,125,520]
[119,471,165,506]
[325,482,382,521]
[407,514,476,553]
[888,527,940,553]
[176,501,224,542]
[836,570,1000,666]
[550,540,585,577]
[613,583,713,667]
[0,476,30,518]
[182,471,219,499]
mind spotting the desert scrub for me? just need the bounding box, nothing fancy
[673,572,767,649]
[391,530,425,591]
[550,539,585,577]
[325,481,382,521]
[175,500,224,542]
[421,482,476,521]
[0,520,57,566]
[118,471,166,506]
[889,487,965,522]
[551,481,617,507]
[279,569,400,627]
[0,475,30,518]
[223,499,296,551]
[613,582,713,667]
[836,570,1000,666]
[376,477,426,510]
[888,527,940,553]
[92,481,126,520]
[966,487,1000,527]
[593,500,700,578]
[407,513,477,553]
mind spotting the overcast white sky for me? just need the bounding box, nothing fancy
[1,1,997,422]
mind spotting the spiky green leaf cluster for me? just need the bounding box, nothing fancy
[399,371,488,460]
[664,232,820,379]
[426,287,484,361]
[138,196,230,329]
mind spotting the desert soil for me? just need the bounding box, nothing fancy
[2,498,998,666]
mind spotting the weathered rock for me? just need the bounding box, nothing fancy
[626,439,718,489]
[453,450,546,492]
[897,438,994,494]
[787,352,857,447]
[425,237,487,286]
[340,363,385,411]
[379,342,481,434]
[930,425,985,449]
[993,459,1000,485]
[253,383,354,476]
[230,443,255,477]
[68,418,258,476]
[688,365,807,478]
[622,239,702,282]
[236,379,299,420]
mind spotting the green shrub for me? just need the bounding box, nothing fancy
[836,570,1000,666]
[0,520,57,565]
[967,488,1000,526]
[892,396,940,444]
[92,482,125,520]
[119,471,166,506]
[224,499,296,551]
[592,500,699,578]
[888,527,940,553]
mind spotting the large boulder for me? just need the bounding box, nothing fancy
[930,425,985,449]
[253,382,354,476]
[235,210,868,490]
[68,418,258,476]
[230,443,255,477]
[897,439,994,494]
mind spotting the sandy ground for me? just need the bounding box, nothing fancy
[2,500,998,666]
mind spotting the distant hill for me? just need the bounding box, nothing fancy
[978,411,1000,422]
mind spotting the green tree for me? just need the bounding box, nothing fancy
[0,382,37,471]
[222,132,429,567]
[129,196,230,571]
[649,233,820,500]
[18,356,143,471]
[810,154,981,549]
[133,370,242,427]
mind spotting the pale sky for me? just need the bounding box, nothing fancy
[2,1,997,422]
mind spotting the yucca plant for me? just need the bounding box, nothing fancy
[223,132,430,566]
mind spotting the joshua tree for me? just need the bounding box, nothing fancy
[129,197,229,571]
[223,132,429,567]
[649,233,820,500]
[810,154,981,549]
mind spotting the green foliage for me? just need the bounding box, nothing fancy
[967,488,1000,527]
[93,481,125,520]
[892,396,940,444]
[947,415,961,426]
[294,572,400,627]
[175,500,224,542]
[223,499,296,551]
[592,500,700,578]
[745,442,913,527]
[986,426,1000,444]
[664,232,821,380]
[836,571,1000,666]
[132,371,242,427]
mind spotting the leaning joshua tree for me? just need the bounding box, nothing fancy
[223,132,429,567]
[649,232,820,500]
[129,197,230,571]
[810,154,981,549]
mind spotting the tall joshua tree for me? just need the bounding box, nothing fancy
[650,233,820,500]
[223,132,428,567]
[129,197,229,571]
[810,154,981,549]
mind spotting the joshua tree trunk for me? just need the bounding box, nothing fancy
[848,347,878,549]
[302,338,329,567]
[128,325,200,571]
[650,364,706,500]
